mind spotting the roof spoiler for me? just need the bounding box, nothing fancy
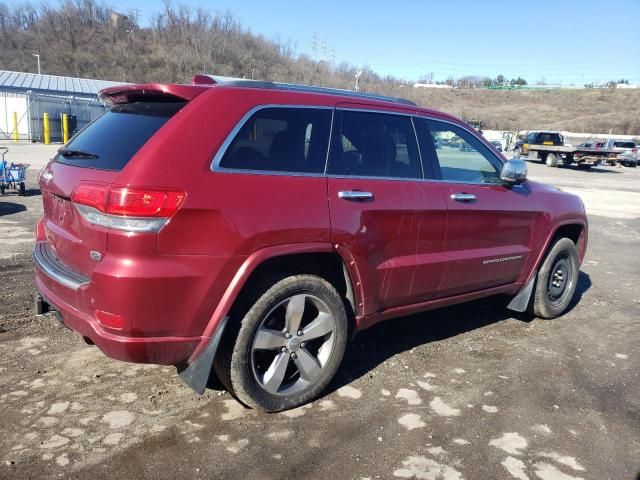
[99,83,209,105]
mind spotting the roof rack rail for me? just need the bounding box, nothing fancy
[191,75,416,106]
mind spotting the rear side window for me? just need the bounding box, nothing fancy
[328,110,422,179]
[219,107,332,174]
[613,141,635,148]
[55,101,185,171]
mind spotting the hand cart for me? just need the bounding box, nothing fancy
[0,147,28,196]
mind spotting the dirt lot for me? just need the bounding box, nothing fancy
[1,155,639,480]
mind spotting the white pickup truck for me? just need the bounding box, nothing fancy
[603,140,638,167]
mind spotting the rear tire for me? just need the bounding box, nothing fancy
[18,182,26,196]
[531,238,579,319]
[545,153,558,167]
[214,274,348,412]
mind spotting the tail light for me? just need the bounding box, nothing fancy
[72,182,185,232]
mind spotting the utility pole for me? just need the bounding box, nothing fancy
[322,38,327,63]
[330,47,335,67]
[32,53,41,75]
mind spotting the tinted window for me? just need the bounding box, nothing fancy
[426,120,502,183]
[55,101,185,171]
[613,141,635,148]
[328,110,421,179]
[534,132,562,143]
[219,107,332,174]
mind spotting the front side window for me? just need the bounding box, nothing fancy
[425,119,502,184]
[219,107,332,174]
[328,110,422,179]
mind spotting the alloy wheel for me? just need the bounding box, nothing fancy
[250,294,336,396]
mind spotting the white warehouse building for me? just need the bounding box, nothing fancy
[0,70,124,143]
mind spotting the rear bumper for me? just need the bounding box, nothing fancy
[34,242,205,365]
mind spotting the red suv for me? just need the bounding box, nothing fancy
[34,77,588,411]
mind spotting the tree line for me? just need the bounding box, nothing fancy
[0,0,398,89]
[1,1,638,135]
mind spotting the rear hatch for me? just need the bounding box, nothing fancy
[39,85,203,277]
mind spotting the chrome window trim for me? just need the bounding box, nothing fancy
[210,104,334,174]
[322,105,336,175]
[209,104,508,187]
[410,116,426,179]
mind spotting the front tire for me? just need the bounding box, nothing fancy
[215,274,348,412]
[531,238,579,319]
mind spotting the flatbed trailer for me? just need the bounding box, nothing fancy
[519,144,621,168]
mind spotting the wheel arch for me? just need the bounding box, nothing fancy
[179,243,360,394]
[528,220,587,284]
[195,243,359,361]
[508,220,587,313]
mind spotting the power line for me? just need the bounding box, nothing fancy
[310,32,317,61]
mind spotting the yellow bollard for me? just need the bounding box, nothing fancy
[12,112,18,143]
[62,114,69,144]
[43,112,50,145]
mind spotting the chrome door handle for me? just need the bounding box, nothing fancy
[338,191,374,201]
[450,193,477,202]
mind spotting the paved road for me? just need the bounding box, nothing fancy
[0,160,638,479]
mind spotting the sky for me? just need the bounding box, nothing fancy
[108,0,640,85]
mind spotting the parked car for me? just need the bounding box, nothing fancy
[514,131,564,157]
[614,142,638,167]
[34,77,588,412]
[490,140,503,151]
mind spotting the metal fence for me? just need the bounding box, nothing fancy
[27,93,106,143]
[0,91,106,142]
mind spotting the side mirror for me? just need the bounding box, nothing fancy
[501,159,528,185]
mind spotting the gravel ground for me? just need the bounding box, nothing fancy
[0,160,638,480]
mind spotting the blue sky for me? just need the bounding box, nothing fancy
[110,0,640,85]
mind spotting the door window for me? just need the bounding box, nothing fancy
[328,110,422,179]
[219,107,332,174]
[423,119,502,184]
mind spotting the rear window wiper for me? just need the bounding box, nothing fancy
[58,148,99,159]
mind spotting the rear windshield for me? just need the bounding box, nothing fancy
[55,101,185,171]
[535,132,562,143]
